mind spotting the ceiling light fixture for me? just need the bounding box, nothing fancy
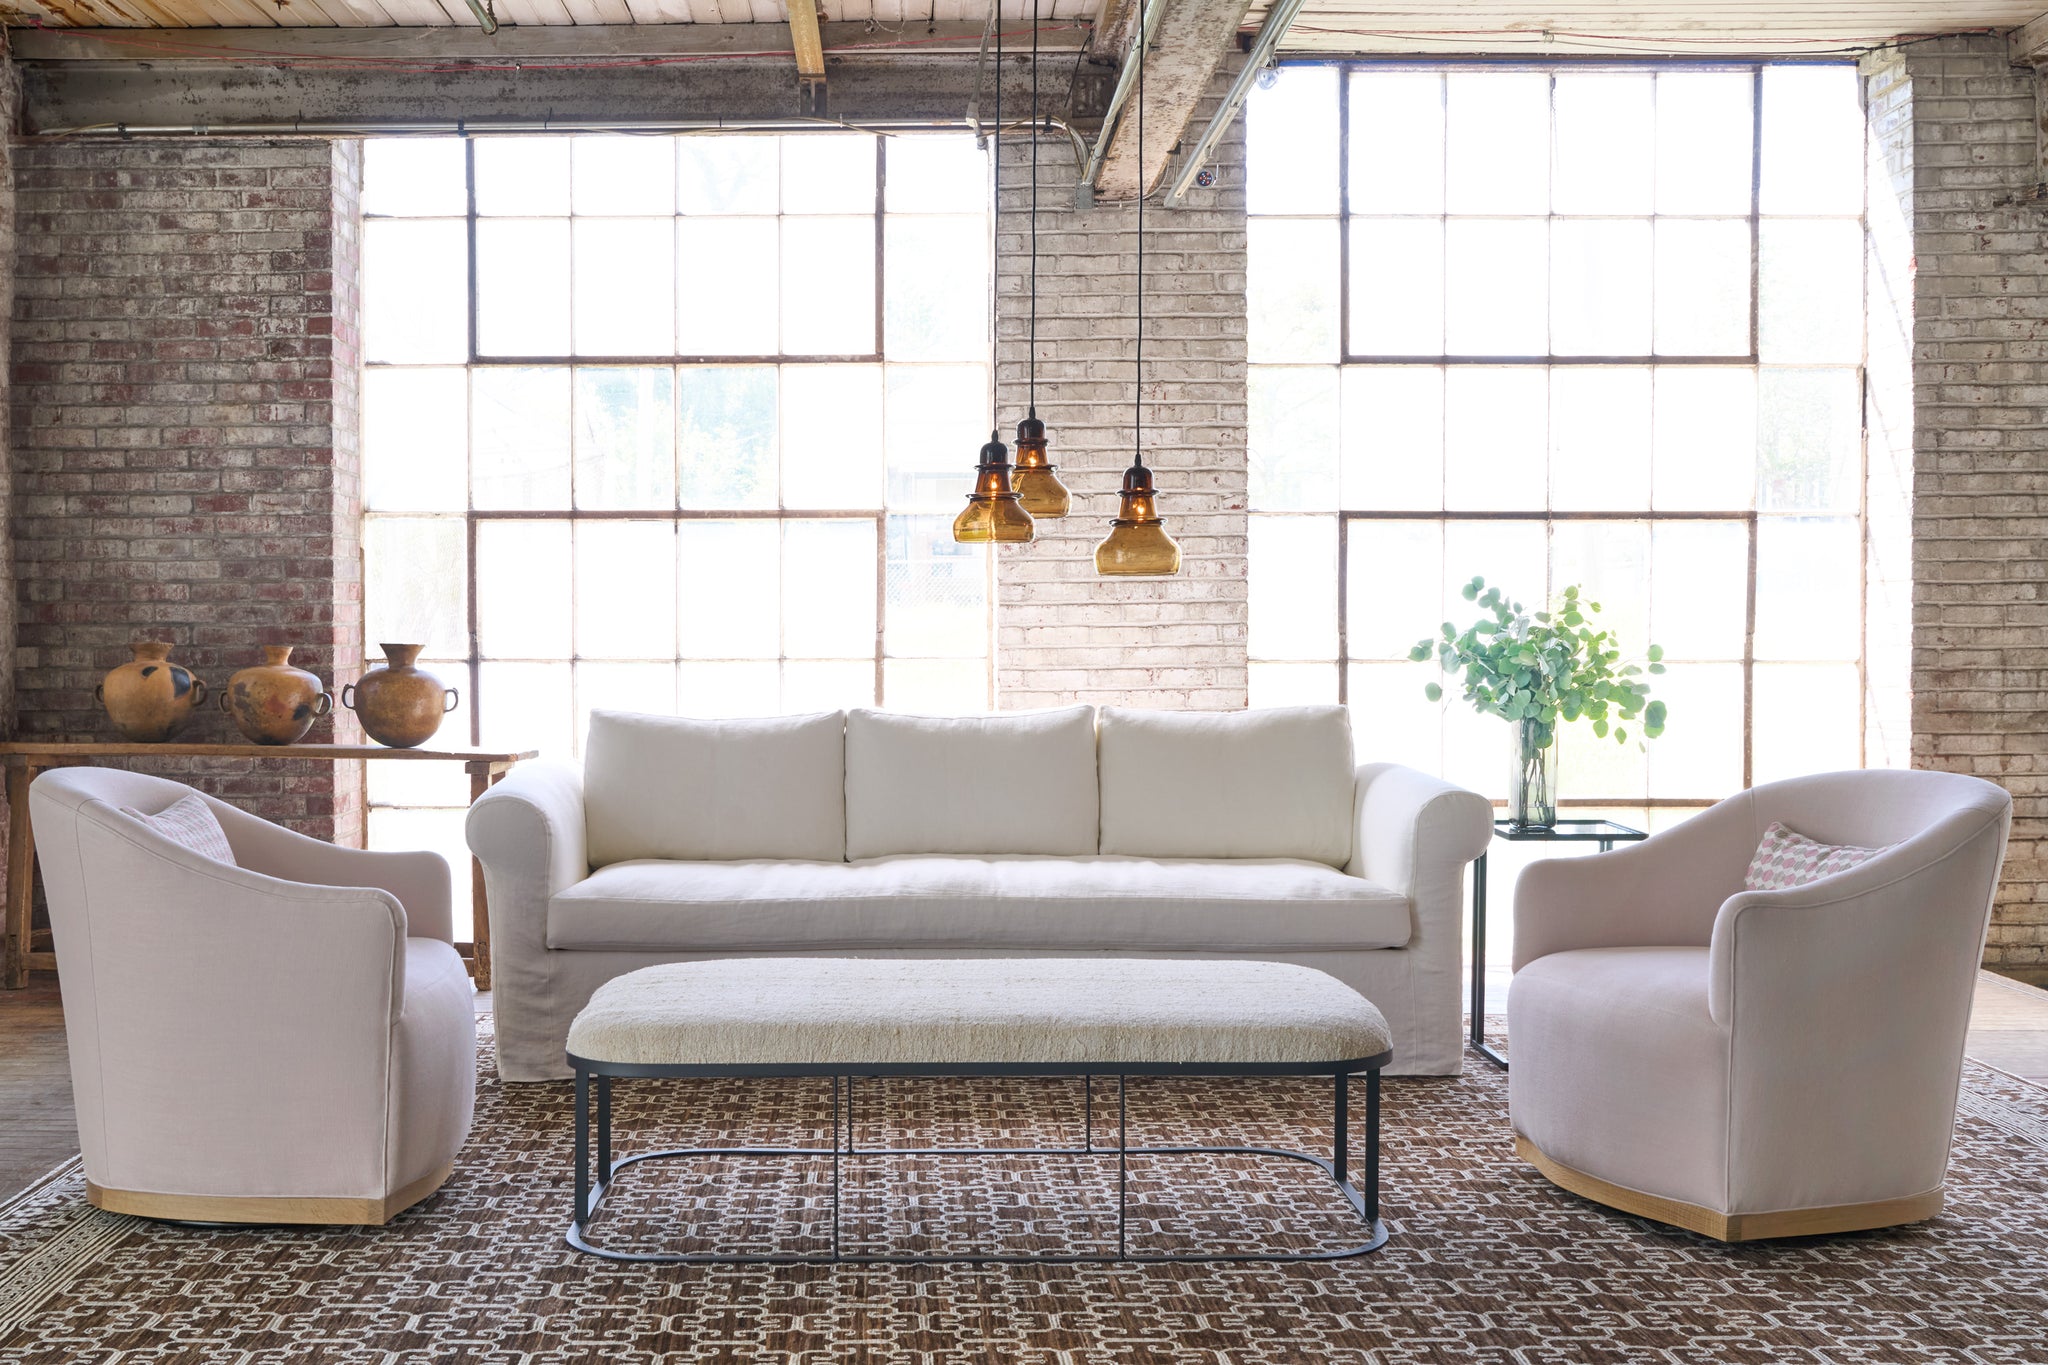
[1095,29,1181,578]
[1011,0,1070,519]
[954,11,1034,546]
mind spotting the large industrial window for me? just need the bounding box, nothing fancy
[1244,62,1878,827]
[359,132,993,933]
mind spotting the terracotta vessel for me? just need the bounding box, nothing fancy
[220,646,333,746]
[96,642,208,743]
[342,643,458,749]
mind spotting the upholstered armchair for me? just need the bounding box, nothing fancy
[1508,769,2011,1241]
[29,768,476,1225]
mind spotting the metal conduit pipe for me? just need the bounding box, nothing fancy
[1076,0,1170,200]
[28,113,1091,166]
[1162,0,1308,208]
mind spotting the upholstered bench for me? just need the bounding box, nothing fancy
[564,957,1394,1265]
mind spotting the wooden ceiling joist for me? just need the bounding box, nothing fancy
[785,0,826,115]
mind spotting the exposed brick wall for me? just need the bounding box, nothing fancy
[993,63,1249,710]
[1866,36,2048,978]
[9,138,366,843]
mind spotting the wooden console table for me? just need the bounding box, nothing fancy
[0,742,536,993]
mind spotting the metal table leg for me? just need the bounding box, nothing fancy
[1469,851,1508,1068]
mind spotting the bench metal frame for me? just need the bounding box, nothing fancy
[564,1051,1391,1265]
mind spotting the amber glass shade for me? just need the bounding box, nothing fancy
[952,437,1036,544]
[1012,416,1071,517]
[1094,460,1182,576]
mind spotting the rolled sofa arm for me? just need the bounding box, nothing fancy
[466,760,588,910]
[1348,762,1493,932]
[466,761,586,1081]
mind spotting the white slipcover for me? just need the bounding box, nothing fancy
[469,719,1493,1082]
[1097,705,1356,866]
[844,706,1098,858]
[583,709,846,866]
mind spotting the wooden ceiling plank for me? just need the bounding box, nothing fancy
[369,0,456,23]
[556,0,637,24]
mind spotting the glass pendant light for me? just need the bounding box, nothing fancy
[1096,29,1181,578]
[954,429,1036,542]
[953,10,1034,545]
[1011,0,1071,519]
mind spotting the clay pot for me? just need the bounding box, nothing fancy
[220,646,333,746]
[342,643,458,749]
[96,642,208,743]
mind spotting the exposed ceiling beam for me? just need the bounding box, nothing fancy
[6,20,1089,62]
[2013,11,2048,63]
[1092,0,1250,200]
[13,50,1110,133]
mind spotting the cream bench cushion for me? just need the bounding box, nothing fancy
[565,957,1394,1069]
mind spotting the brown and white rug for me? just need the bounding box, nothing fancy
[2,1018,2046,1363]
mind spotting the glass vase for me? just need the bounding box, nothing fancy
[1508,716,1559,831]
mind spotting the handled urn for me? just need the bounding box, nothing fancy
[220,646,333,746]
[343,643,458,749]
[96,642,209,743]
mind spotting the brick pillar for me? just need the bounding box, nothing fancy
[993,63,1250,710]
[10,139,366,844]
[1866,35,2048,978]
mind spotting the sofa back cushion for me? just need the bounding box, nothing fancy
[583,710,846,866]
[1098,706,1356,867]
[844,707,1098,859]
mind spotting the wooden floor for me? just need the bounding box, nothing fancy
[0,975,2044,1204]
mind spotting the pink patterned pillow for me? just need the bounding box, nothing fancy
[1743,821,1883,891]
[120,793,237,866]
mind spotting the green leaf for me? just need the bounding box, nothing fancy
[1424,681,1443,702]
[1593,718,1608,738]
[1408,643,1430,662]
[1647,644,1664,662]
[1461,582,1479,601]
[1614,727,1627,744]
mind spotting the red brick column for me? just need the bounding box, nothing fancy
[9,139,366,843]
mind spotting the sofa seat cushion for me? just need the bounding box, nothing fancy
[548,855,1412,954]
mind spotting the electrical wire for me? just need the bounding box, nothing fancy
[990,0,1001,440]
[1133,16,1143,470]
[1028,0,1038,419]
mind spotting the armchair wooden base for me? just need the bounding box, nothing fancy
[85,1163,454,1227]
[1516,1136,1944,1242]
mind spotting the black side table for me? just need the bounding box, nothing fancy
[1470,817,1649,1068]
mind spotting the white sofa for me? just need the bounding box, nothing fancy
[467,704,1492,1083]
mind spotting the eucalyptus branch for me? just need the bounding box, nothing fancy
[1408,576,1668,747]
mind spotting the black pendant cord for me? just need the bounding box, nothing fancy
[1133,25,1145,470]
[990,6,1002,438]
[1028,0,1039,418]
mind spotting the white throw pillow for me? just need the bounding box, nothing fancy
[583,710,846,866]
[120,793,237,865]
[844,707,1099,859]
[1097,706,1356,867]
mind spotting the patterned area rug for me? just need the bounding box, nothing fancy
[3,1018,2047,1364]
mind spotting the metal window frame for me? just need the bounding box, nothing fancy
[1250,56,1870,811]
[359,132,997,951]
